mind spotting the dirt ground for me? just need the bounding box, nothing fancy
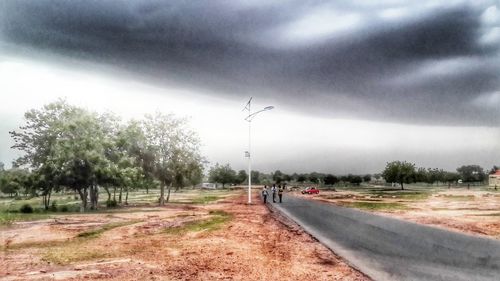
[310,188,500,239]
[0,192,368,281]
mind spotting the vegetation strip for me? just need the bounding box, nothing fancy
[163,210,231,235]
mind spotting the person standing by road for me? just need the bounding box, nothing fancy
[271,184,277,203]
[278,185,284,203]
[262,186,269,203]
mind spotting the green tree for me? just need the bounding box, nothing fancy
[363,174,371,182]
[272,170,284,183]
[208,163,236,188]
[0,168,29,197]
[9,100,76,206]
[456,165,486,183]
[297,174,307,183]
[143,113,203,205]
[251,170,261,185]
[236,170,248,184]
[323,174,339,186]
[347,174,362,186]
[382,161,416,190]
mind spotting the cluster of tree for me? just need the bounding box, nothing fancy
[382,161,488,190]
[3,100,204,211]
[207,165,372,187]
[207,163,247,187]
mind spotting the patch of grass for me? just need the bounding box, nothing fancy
[362,190,431,200]
[164,210,232,235]
[0,212,51,226]
[77,220,140,238]
[191,195,222,204]
[42,240,114,264]
[340,201,408,211]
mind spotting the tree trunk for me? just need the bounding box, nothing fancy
[400,182,404,190]
[125,187,129,205]
[119,186,123,203]
[159,181,165,206]
[104,186,111,202]
[113,186,117,202]
[89,185,99,210]
[146,185,149,194]
[77,188,88,212]
[43,188,52,210]
[166,183,172,203]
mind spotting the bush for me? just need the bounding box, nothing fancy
[20,204,34,213]
[50,201,58,212]
[60,205,69,212]
[106,200,118,208]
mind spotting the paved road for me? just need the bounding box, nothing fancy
[270,195,500,281]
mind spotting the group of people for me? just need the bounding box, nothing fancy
[261,184,285,203]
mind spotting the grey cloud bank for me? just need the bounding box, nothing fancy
[1,0,500,126]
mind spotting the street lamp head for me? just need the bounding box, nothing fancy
[264,106,274,111]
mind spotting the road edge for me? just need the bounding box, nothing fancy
[266,201,375,281]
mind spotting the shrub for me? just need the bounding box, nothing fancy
[20,204,34,213]
[60,205,69,212]
[50,201,58,212]
[106,200,118,208]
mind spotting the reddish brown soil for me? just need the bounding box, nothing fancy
[0,193,368,280]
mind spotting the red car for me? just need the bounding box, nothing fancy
[301,187,320,194]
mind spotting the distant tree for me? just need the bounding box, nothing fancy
[297,174,307,183]
[414,167,428,183]
[382,161,416,190]
[282,173,292,183]
[272,170,284,183]
[308,172,322,184]
[340,175,349,183]
[489,165,499,174]
[363,174,371,182]
[443,171,460,188]
[456,165,486,183]
[323,174,339,186]
[251,171,261,184]
[374,173,381,181]
[236,170,248,184]
[348,174,363,186]
[0,162,4,172]
[209,163,236,188]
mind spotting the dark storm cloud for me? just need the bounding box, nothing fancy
[1,0,499,125]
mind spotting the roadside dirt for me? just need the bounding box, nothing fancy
[310,189,500,239]
[1,193,368,280]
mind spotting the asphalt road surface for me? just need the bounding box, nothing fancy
[270,195,500,281]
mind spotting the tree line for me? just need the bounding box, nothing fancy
[382,161,492,190]
[207,164,374,187]
[0,100,204,211]
[207,161,496,190]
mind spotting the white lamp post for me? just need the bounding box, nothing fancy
[243,97,274,204]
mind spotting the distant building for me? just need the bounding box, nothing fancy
[198,182,217,189]
[489,170,500,188]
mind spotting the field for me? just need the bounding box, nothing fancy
[0,189,367,281]
[310,184,500,239]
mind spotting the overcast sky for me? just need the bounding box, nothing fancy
[1,0,499,174]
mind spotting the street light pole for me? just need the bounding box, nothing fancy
[243,98,274,204]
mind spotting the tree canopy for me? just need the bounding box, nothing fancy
[8,100,204,210]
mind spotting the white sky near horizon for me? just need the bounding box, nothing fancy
[1,56,499,174]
